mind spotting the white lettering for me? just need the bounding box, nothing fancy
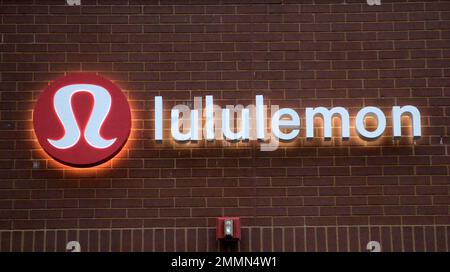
[392,105,421,139]
[305,107,350,140]
[152,96,421,149]
[355,106,386,140]
[271,108,300,141]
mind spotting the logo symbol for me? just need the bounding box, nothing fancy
[366,241,381,252]
[33,73,131,167]
[66,241,81,252]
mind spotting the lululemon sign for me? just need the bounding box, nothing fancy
[33,73,131,167]
[34,73,422,167]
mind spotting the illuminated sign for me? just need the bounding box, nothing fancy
[33,73,131,167]
[34,74,422,167]
[155,95,421,150]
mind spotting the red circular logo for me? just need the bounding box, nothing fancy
[33,73,131,167]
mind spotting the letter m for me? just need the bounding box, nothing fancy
[66,0,81,6]
[306,107,350,140]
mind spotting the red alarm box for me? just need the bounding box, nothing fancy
[216,217,240,241]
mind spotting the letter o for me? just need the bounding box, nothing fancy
[355,107,386,140]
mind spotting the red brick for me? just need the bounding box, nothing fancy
[0,0,448,252]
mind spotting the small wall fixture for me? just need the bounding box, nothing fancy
[216,217,240,241]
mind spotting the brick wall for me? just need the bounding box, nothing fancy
[0,0,449,252]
